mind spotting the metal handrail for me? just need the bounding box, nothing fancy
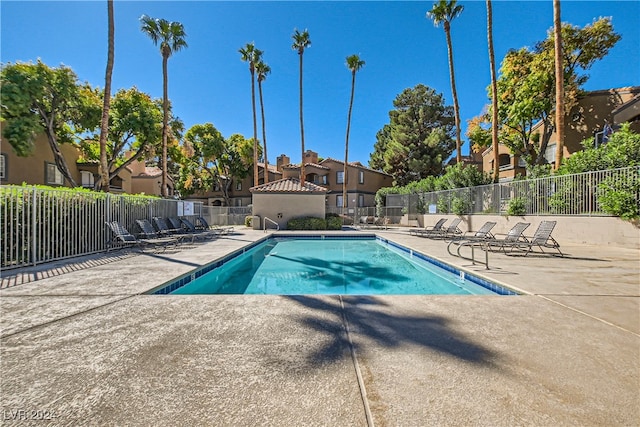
[263,217,279,232]
[447,239,490,270]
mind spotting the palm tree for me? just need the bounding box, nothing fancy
[427,0,464,164]
[486,0,500,182]
[553,0,564,170]
[343,54,365,213]
[291,29,311,185]
[256,60,271,185]
[239,43,263,187]
[99,0,115,192]
[140,15,187,197]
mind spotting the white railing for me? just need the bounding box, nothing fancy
[386,166,639,216]
[1,186,203,269]
[263,217,279,232]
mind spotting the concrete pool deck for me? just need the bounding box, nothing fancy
[1,228,638,426]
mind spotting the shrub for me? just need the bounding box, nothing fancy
[597,176,640,220]
[326,216,342,230]
[244,215,252,227]
[287,216,327,230]
[506,197,526,216]
[450,196,469,215]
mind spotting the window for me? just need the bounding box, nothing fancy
[336,171,344,184]
[545,144,556,164]
[320,175,328,185]
[358,171,364,184]
[0,154,6,179]
[46,162,65,185]
[358,194,364,207]
[336,195,344,207]
[517,157,527,168]
[236,181,242,191]
[81,171,94,188]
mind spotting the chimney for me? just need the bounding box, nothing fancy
[276,154,290,172]
[304,150,318,164]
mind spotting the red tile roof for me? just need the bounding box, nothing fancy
[250,178,328,193]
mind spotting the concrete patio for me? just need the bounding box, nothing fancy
[1,228,638,426]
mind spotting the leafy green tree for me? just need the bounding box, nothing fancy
[178,126,256,205]
[98,0,115,192]
[495,18,619,170]
[343,54,365,209]
[427,0,464,164]
[140,15,188,197]
[369,84,455,186]
[1,61,101,187]
[239,43,263,186]
[256,60,271,184]
[292,29,311,185]
[81,87,167,184]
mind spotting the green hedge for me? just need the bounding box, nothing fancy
[287,215,343,230]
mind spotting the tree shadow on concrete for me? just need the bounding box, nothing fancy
[286,295,500,369]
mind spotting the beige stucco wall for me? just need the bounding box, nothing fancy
[251,193,326,230]
[417,214,640,249]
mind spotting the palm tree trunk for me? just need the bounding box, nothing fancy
[444,22,462,164]
[251,69,259,187]
[343,70,356,212]
[299,53,306,185]
[553,0,564,170]
[487,0,500,182]
[99,0,114,192]
[161,53,169,197]
[258,80,269,185]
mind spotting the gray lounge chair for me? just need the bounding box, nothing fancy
[106,221,178,252]
[486,222,531,253]
[498,221,563,256]
[176,217,220,240]
[410,218,447,237]
[446,221,497,256]
[135,219,183,246]
[429,217,463,240]
[195,216,234,235]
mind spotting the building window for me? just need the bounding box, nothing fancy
[81,171,94,188]
[545,144,556,164]
[320,175,328,185]
[336,195,344,207]
[46,162,65,185]
[358,171,364,184]
[236,181,242,191]
[0,154,6,179]
[336,171,344,184]
[358,194,364,207]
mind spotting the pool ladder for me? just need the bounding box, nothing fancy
[263,217,279,232]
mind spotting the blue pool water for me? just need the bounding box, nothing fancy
[157,237,515,296]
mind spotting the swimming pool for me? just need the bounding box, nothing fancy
[150,236,517,296]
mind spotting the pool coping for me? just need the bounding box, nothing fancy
[146,232,519,296]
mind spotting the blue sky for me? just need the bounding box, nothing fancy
[2,1,638,166]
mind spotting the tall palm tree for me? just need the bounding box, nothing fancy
[553,0,564,170]
[343,54,365,213]
[292,29,311,185]
[486,0,500,182]
[99,0,115,192]
[239,43,263,187]
[427,0,464,164]
[140,15,187,197]
[256,60,271,185]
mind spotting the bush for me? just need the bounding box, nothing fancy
[597,176,640,220]
[506,197,526,216]
[287,216,327,230]
[451,196,469,215]
[326,216,342,230]
[244,215,252,227]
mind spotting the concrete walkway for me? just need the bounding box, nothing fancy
[1,228,638,426]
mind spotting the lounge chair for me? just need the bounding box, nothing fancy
[446,221,497,256]
[172,217,219,240]
[497,220,563,256]
[486,222,531,253]
[410,218,447,237]
[135,219,183,245]
[195,216,234,235]
[153,217,197,243]
[105,221,178,252]
[429,217,462,240]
